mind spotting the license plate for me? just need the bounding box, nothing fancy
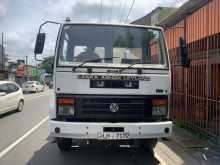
[97,132,129,140]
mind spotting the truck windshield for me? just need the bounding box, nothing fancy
[58,24,168,68]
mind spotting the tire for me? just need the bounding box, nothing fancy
[57,138,72,151]
[134,139,158,152]
[17,100,24,112]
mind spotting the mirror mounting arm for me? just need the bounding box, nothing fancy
[38,21,61,34]
[35,21,61,61]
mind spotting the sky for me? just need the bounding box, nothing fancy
[0,0,187,65]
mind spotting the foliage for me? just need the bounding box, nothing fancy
[41,56,54,74]
[113,30,134,48]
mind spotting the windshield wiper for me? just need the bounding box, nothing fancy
[72,57,119,71]
[119,62,142,73]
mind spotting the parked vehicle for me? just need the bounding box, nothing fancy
[0,81,24,115]
[22,81,44,93]
[34,21,174,152]
[44,74,53,89]
[48,81,53,89]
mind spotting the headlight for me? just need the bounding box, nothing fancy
[58,105,74,116]
[152,106,167,116]
[152,99,168,116]
[57,98,75,116]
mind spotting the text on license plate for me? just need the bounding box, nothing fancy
[97,132,129,140]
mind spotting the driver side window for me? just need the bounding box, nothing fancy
[73,46,104,62]
[74,46,87,57]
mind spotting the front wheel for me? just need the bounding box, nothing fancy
[57,138,72,151]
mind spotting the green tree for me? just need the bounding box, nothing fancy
[113,30,134,48]
[41,56,54,74]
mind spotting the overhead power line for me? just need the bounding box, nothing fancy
[100,0,103,23]
[110,0,113,23]
[118,0,124,22]
[124,0,135,23]
[119,0,129,23]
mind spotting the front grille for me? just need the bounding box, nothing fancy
[75,96,152,121]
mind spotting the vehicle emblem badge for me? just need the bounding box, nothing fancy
[110,103,119,113]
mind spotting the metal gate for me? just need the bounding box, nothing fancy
[163,0,220,142]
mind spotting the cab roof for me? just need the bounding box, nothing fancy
[62,22,164,31]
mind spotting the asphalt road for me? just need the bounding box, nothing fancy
[0,90,52,152]
[0,91,161,165]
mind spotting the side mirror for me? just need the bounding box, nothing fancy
[179,37,190,67]
[34,33,46,54]
[0,92,6,97]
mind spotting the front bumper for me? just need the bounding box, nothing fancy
[50,120,172,139]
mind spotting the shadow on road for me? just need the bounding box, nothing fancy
[23,92,35,95]
[27,143,160,165]
[0,110,19,119]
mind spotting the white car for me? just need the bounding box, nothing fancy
[0,81,24,115]
[22,81,44,93]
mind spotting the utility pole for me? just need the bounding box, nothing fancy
[1,33,4,71]
[25,55,28,81]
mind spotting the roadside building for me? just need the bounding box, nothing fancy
[131,7,177,26]
[159,0,220,144]
[14,59,39,85]
[133,0,220,144]
[7,61,17,81]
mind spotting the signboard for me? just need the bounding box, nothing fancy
[16,60,25,77]
[32,68,37,77]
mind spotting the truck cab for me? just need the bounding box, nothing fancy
[35,22,172,151]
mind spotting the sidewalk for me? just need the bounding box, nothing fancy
[155,125,220,165]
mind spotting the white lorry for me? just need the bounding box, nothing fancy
[34,20,174,151]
